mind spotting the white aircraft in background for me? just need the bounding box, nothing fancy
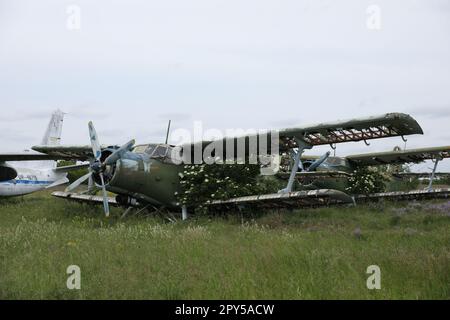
[0,110,87,197]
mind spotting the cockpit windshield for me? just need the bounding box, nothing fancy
[149,145,168,158]
[133,144,176,163]
[132,144,149,154]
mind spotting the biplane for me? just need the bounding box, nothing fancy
[280,145,450,192]
[33,112,425,219]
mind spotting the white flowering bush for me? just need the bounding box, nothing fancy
[176,164,283,213]
[346,166,389,195]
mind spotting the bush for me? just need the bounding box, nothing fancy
[346,166,389,195]
[176,164,284,212]
[387,177,420,192]
[439,175,450,186]
[57,160,89,183]
[386,164,420,191]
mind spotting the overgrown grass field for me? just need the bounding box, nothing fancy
[0,191,449,299]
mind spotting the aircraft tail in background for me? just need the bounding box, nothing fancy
[41,110,65,146]
[9,110,66,170]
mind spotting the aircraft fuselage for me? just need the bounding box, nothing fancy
[100,150,183,208]
[0,166,66,197]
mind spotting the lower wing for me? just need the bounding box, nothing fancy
[207,189,354,209]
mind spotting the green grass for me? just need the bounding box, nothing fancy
[0,191,449,299]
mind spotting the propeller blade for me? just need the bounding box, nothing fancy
[99,173,110,217]
[87,173,94,192]
[88,121,102,161]
[104,139,136,166]
[65,172,92,192]
[307,151,331,172]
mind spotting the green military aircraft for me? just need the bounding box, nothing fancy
[32,112,425,219]
[280,145,450,191]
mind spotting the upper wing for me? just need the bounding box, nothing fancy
[182,113,423,157]
[278,112,422,147]
[346,146,450,166]
[31,145,95,161]
[33,113,423,162]
[0,152,62,162]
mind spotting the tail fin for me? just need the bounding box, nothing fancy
[41,110,65,146]
[18,110,65,170]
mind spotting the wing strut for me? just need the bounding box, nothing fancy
[279,140,312,193]
[428,158,441,192]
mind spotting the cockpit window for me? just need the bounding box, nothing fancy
[145,145,155,155]
[133,144,177,163]
[133,145,148,154]
[150,145,169,158]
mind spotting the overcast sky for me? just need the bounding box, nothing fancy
[1,0,449,171]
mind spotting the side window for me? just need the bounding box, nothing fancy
[145,145,155,155]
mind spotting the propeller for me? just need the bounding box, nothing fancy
[66,171,92,193]
[65,121,135,217]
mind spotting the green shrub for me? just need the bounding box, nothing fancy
[57,160,89,183]
[346,166,389,195]
[387,177,420,192]
[176,164,284,212]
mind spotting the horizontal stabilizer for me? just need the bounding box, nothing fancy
[46,177,69,189]
[54,163,89,172]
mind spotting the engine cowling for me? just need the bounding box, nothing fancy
[0,165,18,182]
[91,147,118,186]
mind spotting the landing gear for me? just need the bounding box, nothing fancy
[182,205,188,220]
[120,207,134,219]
